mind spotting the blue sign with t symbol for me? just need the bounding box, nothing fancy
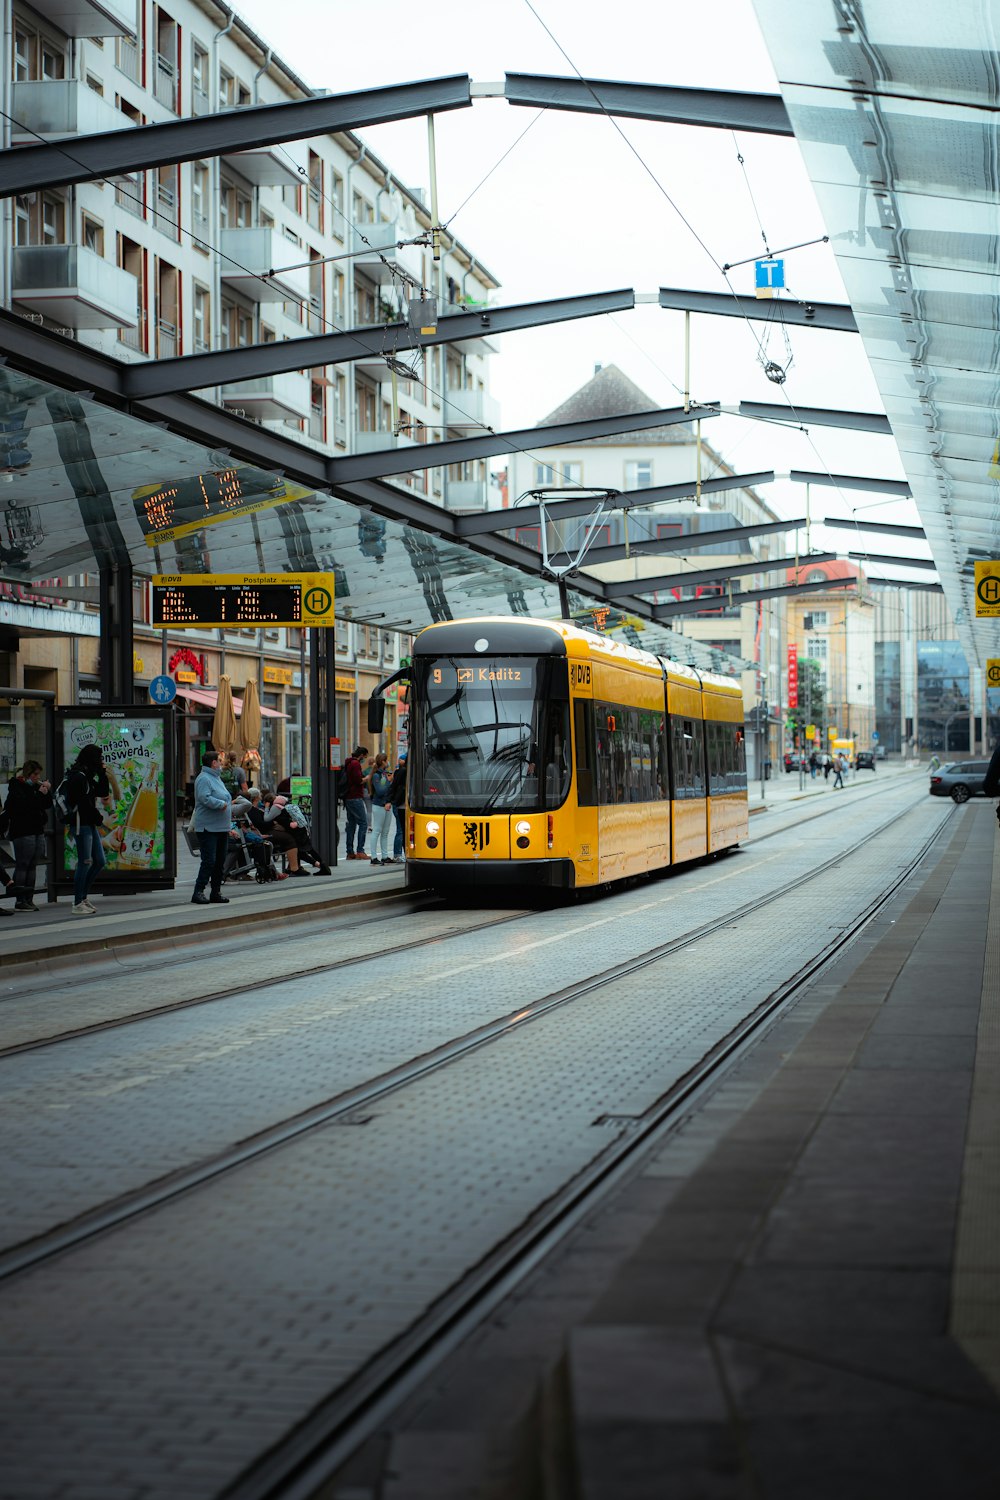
[755,258,785,292]
[149,674,177,704]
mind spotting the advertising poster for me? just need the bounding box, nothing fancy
[55,707,176,889]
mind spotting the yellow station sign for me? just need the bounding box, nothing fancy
[974,560,1000,617]
[987,659,1000,688]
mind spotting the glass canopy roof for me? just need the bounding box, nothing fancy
[0,365,747,675]
[753,0,1000,669]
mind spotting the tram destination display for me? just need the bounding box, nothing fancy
[152,573,335,629]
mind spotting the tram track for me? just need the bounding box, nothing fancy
[1,770,918,1058]
[220,794,956,1500]
[0,791,949,1294]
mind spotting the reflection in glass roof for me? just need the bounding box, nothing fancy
[753,0,1000,667]
[0,366,745,676]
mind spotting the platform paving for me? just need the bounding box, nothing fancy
[363,797,1000,1499]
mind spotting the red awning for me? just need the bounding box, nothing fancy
[172,684,289,719]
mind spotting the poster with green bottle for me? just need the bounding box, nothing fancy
[55,706,177,890]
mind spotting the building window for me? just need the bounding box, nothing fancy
[41,195,65,244]
[191,41,208,112]
[309,378,326,442]
[41,43,65,80]
[626,460,653,489]
[330,171,345,238]
[656,522,682,538]
[355,379,377,432]
[333,268,346,324]
[221,299,252,348]
[82,214,104,255]
[14,27,34,81]
[334,371,347,442]
[354,278,377,326]
[118,233,146,352]
[307,150,323,232]
[193,283,210,352]
[534,461,581,487]
[191,162,209,248]
[515,527,541,549]
[152,6,179,112]
[352,190,374,224]
[86,73,104,96]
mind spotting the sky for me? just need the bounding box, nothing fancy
[228,0,930,573]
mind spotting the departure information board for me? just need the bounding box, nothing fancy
[135,468,314,547]
[151,573,335,629]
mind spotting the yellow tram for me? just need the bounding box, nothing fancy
[370,617,748,892]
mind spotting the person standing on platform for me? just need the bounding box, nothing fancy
[366,753,394,865]
[4,759,51,911]
[343,746,370,860]
[65,743,112,915]
[832,752,846,790]
[191,751,232,905]
[388,751,407,862]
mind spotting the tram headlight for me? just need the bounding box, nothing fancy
[426,820,440,835]
[514,820,530,835]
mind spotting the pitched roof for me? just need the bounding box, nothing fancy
[538,364,692,445]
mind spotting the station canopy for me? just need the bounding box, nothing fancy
[0,362,751,675]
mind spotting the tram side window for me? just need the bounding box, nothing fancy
[670,716,706,799]
[596,704,624,805]
[734,725,747,790]
[574,699,597,806]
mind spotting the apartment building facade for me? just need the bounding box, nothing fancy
[0,0,501,783]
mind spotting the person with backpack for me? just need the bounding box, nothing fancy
[832,753,846,790]
[366,752,394,865]
[4,759,52,912]
[64,743,113,915]
[387,751,407,863]
[342,746,369,860]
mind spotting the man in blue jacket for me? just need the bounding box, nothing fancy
[191,750,232,904]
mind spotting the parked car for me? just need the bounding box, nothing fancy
[875,744,888,760]
[854,751,876,771]
[783,751,802,772]
[928,759,992,803]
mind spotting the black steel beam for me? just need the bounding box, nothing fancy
[739,401,893,436]
[586,516,807,566]
[659,288,856,333]
[504,73,791,134]
[0,76,472,196]
[653,575,857,620]
[823,516,926,539]
[602,551,837,599]
[455,467,774,539]
[848,551,937,570]
[122,290,637,399]
[790,468,911,497]
[326,404,715,484]
[867,578,943,592]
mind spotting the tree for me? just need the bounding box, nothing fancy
[799,657,827,733]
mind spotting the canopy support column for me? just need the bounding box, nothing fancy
[99,563,134,705]
[309,625,338,867]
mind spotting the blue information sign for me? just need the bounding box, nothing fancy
[754,258,785,292]
[149,674,177,705]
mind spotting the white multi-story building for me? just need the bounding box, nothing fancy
[1,0,501,511]
[0,0,504,780]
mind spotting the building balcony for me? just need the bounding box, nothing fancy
[349,220,423,285]
[221,139,306,189]
[352,430,416,456]
[443,479,493,511]
[27,0,134,36]
[220,371,311,421]
[443,385,500,432]
[12,244,139,330]
[10,81,137,140]
[219,227,309,304]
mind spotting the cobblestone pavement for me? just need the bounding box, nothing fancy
[0,773,944,1497]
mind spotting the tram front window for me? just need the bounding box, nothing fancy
[412,655,569,812]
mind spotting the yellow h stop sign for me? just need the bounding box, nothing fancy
[987,659,1000,688]
[806,723,816,740]
[975,561,1000,617]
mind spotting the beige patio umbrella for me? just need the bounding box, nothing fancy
[211,673,238,755]
[239,678,263,774]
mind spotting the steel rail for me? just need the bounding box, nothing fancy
[2,771,909,1056]
[0,790,943,1292]
[0,898,525,1059]
[221,798,956,1500]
